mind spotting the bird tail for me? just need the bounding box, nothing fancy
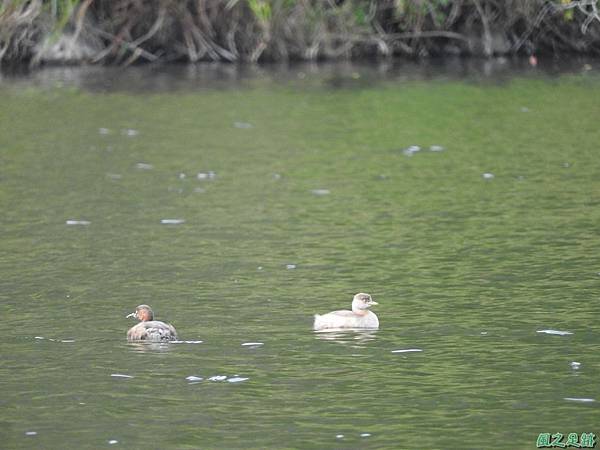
[313,314,323,330]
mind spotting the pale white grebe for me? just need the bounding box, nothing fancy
[314,293,379,331]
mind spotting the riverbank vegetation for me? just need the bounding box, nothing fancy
[1,0,600,66]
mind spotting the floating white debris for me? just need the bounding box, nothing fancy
[227,377,249,383]
[110,373,134,379]
[570,361,581,369]
[360,433,371,438]
[336,435,344,439]
[564,397,595,403]
[242,342,264,347]
[184,340,203,344]
[429,145,445,152]
[66,220,90,226]
[257,266,263,270]
[197,171,216,180]
[537,329,573,336]
[403,145,421,156]
[234,122,253,129]
[135,162,153,170]
[178,173,186,179]
[482,173,495,180]
[480,332,488,335]
[122,128,139,136]
[34,336,44,340]
[311,189,330,196]
[160,219,185,225]
[98,128,111,135]
[25,431,37,436]
[108,440,118,445]
[286,264,297,270]
[60,339,75,343]
[391,348,423,353]
[185,376,203,382]
[208,375,228,382]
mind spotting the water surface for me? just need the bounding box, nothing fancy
[1,60,600,449]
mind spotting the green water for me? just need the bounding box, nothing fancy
[1,63,600,449]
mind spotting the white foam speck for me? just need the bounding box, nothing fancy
[482,173,495,179]
[208,375,228,382]
[286,264,297,270]
[227,377,249,383]
[111,373,134,379]
[60,339,75,343]
[66,220,90,226]
[311,189,330,195]
[108,440,118,445]
[242,342,264,347]
[196,171,216,180]
[25,431,37,436]
[160,219,185,225]
[571,361,581,369]
[135,162,153,170]
[403,145,421,156]
[429,145,445,152]
[336,434,344,439]
[34,336,44,340]
[360,433,371,437]
[537,329,573,336]
[564,397,595,403]
[391,348,423,353]
[185,376,203,382]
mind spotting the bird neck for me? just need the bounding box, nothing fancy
[352,308,369,316]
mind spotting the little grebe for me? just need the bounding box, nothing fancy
[126,304,178,342]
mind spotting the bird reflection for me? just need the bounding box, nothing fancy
[127,341,174,353]
[314,329,378,347]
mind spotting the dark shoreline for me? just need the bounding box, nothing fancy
[1,57,598,94]
[1,1,600,68]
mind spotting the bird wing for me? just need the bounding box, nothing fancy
[144,321,178,341]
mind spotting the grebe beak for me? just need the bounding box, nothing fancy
[126,312,137,319]
[370,301,379,306]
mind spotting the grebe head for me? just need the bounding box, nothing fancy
[126,304,154,322]
[351,293,378,312]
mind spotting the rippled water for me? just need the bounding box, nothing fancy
[1,61,600,449]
